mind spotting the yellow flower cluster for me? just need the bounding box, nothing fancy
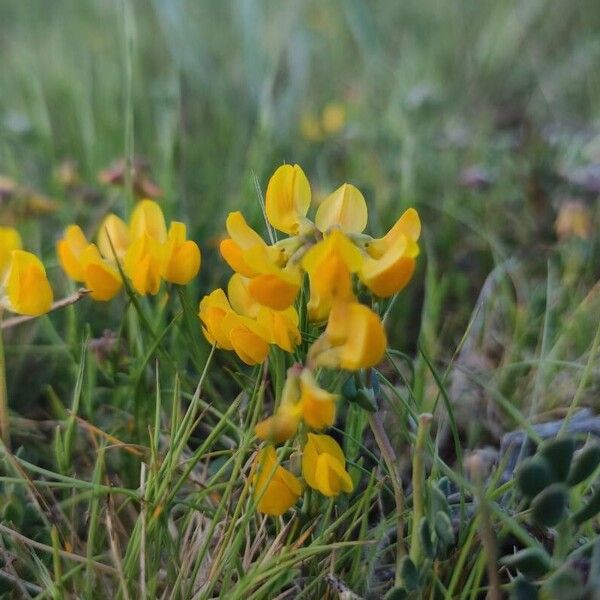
[197,164,421,516]
[0,226,53,316]
[57,200,201,300]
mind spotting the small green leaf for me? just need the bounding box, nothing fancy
[429,481,450,516]
[341,376,358,401]
[540,437,576,482]
[542,567,584,600]
[355,387,378,412]
[398,556,419,592]
[510,576,538,600]
[434,511,454,548]
[572,485,600,526]
[384,588,408,600]
[420,517,435,559]
[531,483,568,527]
[501,547,552,579]
[517,456,553,499]
[567,443,600,487]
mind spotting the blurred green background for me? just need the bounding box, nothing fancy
[1,0,599,432]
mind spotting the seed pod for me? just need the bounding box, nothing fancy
[501,547,551,579]
[567,444,600,487]
[540,437,576,482]
[517,456,553,499]
[572,485,600,526]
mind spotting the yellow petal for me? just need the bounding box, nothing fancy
[0,227,22,277]
[97,214,131,260]
[315,183,368,234]
[80,245,122,301]
[255,306,301,352]
[198,289,234,350]
[247,271,300,311]
[368,208,421,258]
[165,240,200,285]
[56,225,89,282]
[254,447,302,516]
[222,313,269,365]
[314,453,353,496]
[254,409,300,443]
[220,238,257,278]
[5,250,53,316]
[298,370,337,430]
[225,212,266,250]
[129,199,167,242]
[124,234,164,295]
[265,164,312,235]
[227,273,260,318]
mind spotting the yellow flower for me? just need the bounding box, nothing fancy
[253,447,302,516]
[315,183,368,234]
[129,199,167,243]
[321,103,346,135]
[255,368,337,442]
[228,274,300,352]
[555,200,593,241]
[198,289,235,350]
[57,225,123,301]
[311,301,387,371]
[0,227,22,277]
[221,312,269,365]
[162,222,201,285]
[97,213,131,260]
[56,225,89,282]
[301,229,362,321]
[366,208,421,259]
[79,245,122,301]
[265,164,312,235]
[124,234,164,296]
[302,433,353,497]
[1,250,53,316]
[297,369,337,430]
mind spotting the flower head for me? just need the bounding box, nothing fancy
[302,433,353,497]
[1,250,53,316]
[253,447,302,516]
[162,222,201,285]
[97,214,131,260]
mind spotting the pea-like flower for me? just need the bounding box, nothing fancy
[253,446,302,516]
[265,164,313,235]
[0,227,22,276]
[301,229,362,321]
[315,183,368,234]
[129,199,167,243]
[97,214,131,260]
[124,234,164,296]
[1,250,53,316]
[359,208,421,298]
[162,222,201,285]
[57,225,122,301]
[255,367,337,442]
[310,301,387,370]
[302,433,353,497]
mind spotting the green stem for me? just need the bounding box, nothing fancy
[409,413,432,565]
[0,312,10,449]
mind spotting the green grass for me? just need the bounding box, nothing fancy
[1,0,600,598]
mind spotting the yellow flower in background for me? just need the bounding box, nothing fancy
[162,222,201,285]
[198,289,235,350]
[79,245,122,301]
[253,447,302,516]
[97,213,131,260]
[302,433,353,497]
[321,103,346,136]
[315,183,368,234]
[56,225,89,281]
[265,164,313,235]
[0,227,22,276]
[129,199,167,243]
[301,229,362,321]
[1,250,53,316]
[311,301,387,371]
[124,234,164,296]
[555,200,593,241]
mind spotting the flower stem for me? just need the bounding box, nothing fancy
[0,311,10,449]
[409,413,432,565]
